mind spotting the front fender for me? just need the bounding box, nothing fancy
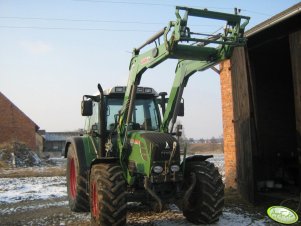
[181,154,213,173]
[184,155,213,163]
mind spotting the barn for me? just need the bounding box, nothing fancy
[221,3,301,203]
[0,92,40,150]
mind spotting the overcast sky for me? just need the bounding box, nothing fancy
[0,0,299,139]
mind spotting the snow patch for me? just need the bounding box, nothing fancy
[1,201,68,215]
[219,207,270,226]
[0,176,66,203]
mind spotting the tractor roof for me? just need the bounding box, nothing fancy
[103,86,158,97]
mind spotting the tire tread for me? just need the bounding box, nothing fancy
[90,163,127,226]
[183,161,224,224]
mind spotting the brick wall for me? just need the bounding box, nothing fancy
[0,92,38,150]
[220,60,237,189]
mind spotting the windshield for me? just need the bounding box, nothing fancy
[106,97,160,131]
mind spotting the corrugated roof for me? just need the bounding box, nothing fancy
[245,2,301,37]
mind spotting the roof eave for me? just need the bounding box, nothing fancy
[245,2,301,37]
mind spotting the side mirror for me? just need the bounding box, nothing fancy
[81,100,92,116]
[159,92,167,114]
[177,101,184,117]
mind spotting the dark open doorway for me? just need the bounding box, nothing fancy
[249,35,299,202]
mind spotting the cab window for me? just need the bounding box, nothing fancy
[106,97,160,131]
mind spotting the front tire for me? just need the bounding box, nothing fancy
[183,161,224,224]
[66,144,89,212]
[90,163,127,226]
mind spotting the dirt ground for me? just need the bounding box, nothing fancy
[0,156,293,226]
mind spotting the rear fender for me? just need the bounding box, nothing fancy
[64,136,96,175]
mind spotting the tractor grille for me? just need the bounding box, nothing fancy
[141,132,180,161]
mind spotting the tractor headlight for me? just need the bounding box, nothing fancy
[153,166,163,174]
[170,165,180,172]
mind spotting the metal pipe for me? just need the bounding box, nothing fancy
[136,28,165,51]
[97,83,105,157]
[144,177,163,212]
[210,66,220,74]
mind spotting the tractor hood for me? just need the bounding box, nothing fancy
[129,131,180,162]
[127,131,183,184]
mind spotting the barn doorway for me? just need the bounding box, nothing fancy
[249,35,300,202]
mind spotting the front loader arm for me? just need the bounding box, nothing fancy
[159,8,250,133]
[116,6,250,172]
[160,22,250,134]
[160,60,217,133]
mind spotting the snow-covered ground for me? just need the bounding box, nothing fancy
[0,154,281,225]
[0,155,224,205]
[0,176,66,204]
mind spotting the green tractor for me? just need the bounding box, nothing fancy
[64,6,249,225]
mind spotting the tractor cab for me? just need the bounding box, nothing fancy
[82,86,161,132]
[81,86,163,157]
[104,86,161,132]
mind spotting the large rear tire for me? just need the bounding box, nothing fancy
[183,161,224,224]
[66,144,89,212]
[90,163,127,226]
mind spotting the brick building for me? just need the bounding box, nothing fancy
[220,3,301,203]
[0,92,39,150]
